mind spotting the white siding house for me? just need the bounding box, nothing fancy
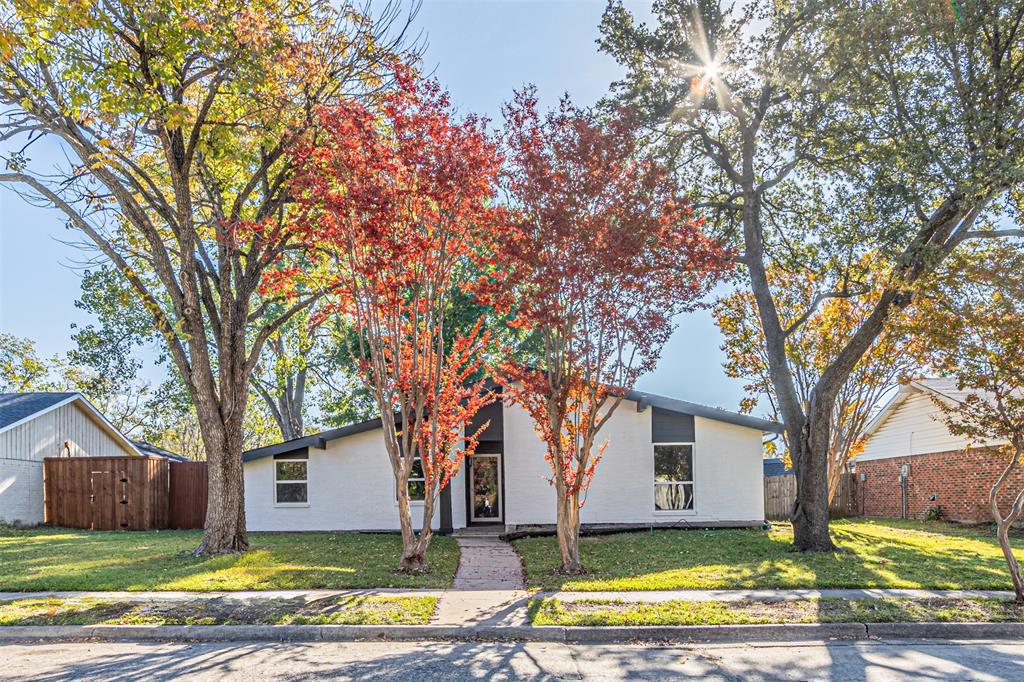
[0,393,142,525]
[242,390,779,533]
[859,378,1007,462]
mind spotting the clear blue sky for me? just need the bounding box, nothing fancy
[0,0,755,414]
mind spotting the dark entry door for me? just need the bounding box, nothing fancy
[470,454,502,523]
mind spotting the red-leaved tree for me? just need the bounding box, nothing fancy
[489,90,731,573]
[292,68,503,572]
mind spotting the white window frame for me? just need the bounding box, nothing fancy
[407,454,426,503]
[273,454,309,508]
[653,442,696,514]
[395,453,427,506]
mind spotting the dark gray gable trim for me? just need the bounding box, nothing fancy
[651,407,695,442]
[242,418,384,462]
[628,390,783,433]
[468,399,503,442]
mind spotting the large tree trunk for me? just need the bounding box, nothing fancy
[556,490,582,574]
[790,396,838,552]
[193,409,249,555]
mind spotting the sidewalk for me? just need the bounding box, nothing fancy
[2,588,1016,619]
[433,535,527,626]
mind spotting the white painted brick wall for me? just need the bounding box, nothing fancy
[243,428,463,532]
[0,459,44,525]
[503,401,764,526]
[243,401,766,531]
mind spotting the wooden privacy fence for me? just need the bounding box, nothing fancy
[168,461,208,529]
[764,472,857,521]
[44,456,208,531]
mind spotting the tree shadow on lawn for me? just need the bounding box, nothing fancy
[522,522,1022,591]
[833,528,1016,590]
[0,530,458,591]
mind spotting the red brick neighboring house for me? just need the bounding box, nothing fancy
[856,378,1019,523]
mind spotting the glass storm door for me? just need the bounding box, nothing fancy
[470,454,502,522]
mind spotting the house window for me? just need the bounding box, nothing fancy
[407,456,426,501]
[654,443,694,511]
[274,453,308,505]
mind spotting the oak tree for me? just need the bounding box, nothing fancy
[601,0,1024,550]
[0,0,418,553]
[714,261,923,503]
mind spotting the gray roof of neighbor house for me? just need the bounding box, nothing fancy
[0,392,79,430]
[0,392,142,456]
[131,440,190,462]
[860,376,1006,443]
[763,457,791,477]
[242,389,782,463]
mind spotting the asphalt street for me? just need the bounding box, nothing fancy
[3,639,1024,681]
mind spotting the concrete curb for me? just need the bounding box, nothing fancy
[865,622,1024,640]
[2,621,1022,644]
[562,623,868,643]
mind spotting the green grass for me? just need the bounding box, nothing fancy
[513,519,1024,591]
[0,595,437,626]
[0,528,458,591]
[530,597,1024,626]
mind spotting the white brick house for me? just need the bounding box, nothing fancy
[242,389,780,533]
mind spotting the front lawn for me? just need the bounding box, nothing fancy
[513,519,1024,591]
[0,595,437,626]
[530,596,1024,626]
[0,528,458,591]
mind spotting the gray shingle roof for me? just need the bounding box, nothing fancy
[131,440,190,462]
[0,392,78,430]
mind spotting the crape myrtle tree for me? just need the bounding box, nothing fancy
[600,0,1024,550]
[714,258,923,502]
[913,245,1024,601]
[489,89,729,574]
[0,0,419,554]
[291,69,503,572]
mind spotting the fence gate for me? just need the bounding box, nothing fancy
[764,475,798,521]
[89,466,119,530]
[44,456,170,530]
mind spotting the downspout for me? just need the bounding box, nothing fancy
[901,432,914,520]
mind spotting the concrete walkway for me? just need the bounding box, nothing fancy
[432,535,527,626]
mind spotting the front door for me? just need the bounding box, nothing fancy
[470,453,502,523]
